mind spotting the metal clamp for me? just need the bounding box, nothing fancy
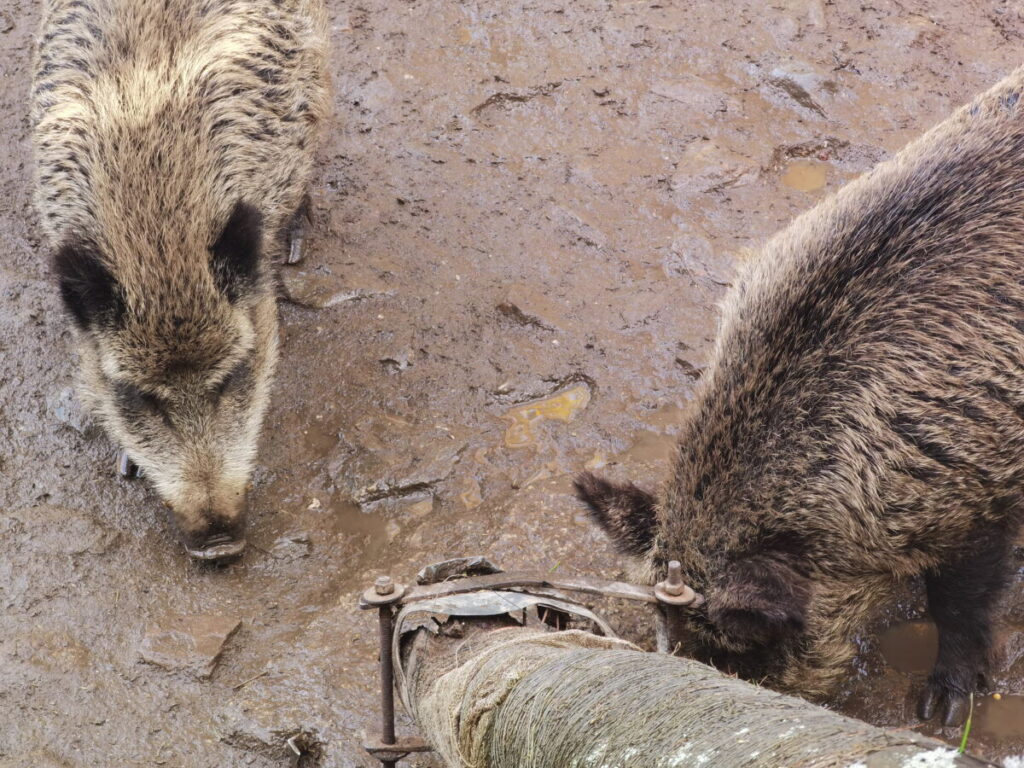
[359,558,702,767]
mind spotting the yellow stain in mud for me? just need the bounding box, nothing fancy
[503,384,592,448]
[781,160,828,192]
[460,478,483,509]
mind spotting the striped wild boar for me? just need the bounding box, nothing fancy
[33,0,329,560]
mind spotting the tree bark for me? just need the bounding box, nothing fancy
[398,619,993,768]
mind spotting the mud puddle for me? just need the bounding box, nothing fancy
[502,382,592,448]
[781,160,829,192]
[841,602,1024,759]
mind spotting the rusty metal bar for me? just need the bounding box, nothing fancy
[361,575,409,768]
[378,604,396,768]
[361,570,675,608]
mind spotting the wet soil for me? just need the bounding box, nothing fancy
[2,0,1024,765]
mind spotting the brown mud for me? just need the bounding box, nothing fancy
[2,0,1023,765]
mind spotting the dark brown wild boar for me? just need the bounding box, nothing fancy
[577,69,1024,726]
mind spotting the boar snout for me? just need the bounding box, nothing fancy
[172,497,247,561]
[181,518,246,561]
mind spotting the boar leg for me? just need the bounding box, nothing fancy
[285,193,311,265]
[918,523,1013,726]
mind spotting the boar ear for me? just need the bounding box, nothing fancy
[573,471,657,555]
[708,555,810,646]
[211,201,262,301]
[53,240,123,329]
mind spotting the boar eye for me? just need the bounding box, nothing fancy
[114,381,164,416]
[214,360,250,400]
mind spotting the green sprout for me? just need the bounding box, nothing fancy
[958,692,975,754]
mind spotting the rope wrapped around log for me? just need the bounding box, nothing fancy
[399,619,993,768]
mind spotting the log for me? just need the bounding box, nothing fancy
[397,613,993,768]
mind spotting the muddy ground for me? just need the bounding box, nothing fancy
[2,0,1024,765]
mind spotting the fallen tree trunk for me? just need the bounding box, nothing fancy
[399,618,993,768]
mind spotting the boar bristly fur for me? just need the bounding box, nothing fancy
[579,70,1024,725]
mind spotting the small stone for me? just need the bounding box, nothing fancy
[497,285,567,331]
[380,347,413,372]
[47,387,88,435]
[405,496,434,518]
[763,65,832,117]
[271,532,311,561]
[674,358,706,380]
[669,140,757,196]
[281,268,393,309]
[416,556,502,585]
[663,235,732,287]
[767,73,823,115]
[502,383,591,449]
[139,615,241,679]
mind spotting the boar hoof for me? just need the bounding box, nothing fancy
[285,195,311,265]
[286,228,306,265]
[117,450,143,479]
[186,533,246,562]
[917,680,971,727]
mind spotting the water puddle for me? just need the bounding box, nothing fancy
[616,429,677,467]
[877,620,937,674]
[973,694,1024,740]
[320,494,389,542]
[641,402,689,432]
[502,383,592,448]
[301,411,343,458]
[781,160,828,192]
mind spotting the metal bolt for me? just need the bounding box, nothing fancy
[662,561,685,596]
[379,604,397,766]
[375,575,395,596]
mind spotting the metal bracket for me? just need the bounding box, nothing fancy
[359,557,702,767]
[358,569,701,610]
[363,735,432,763]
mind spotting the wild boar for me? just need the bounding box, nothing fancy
[33,0,329,559]
[578,69,1024,726]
